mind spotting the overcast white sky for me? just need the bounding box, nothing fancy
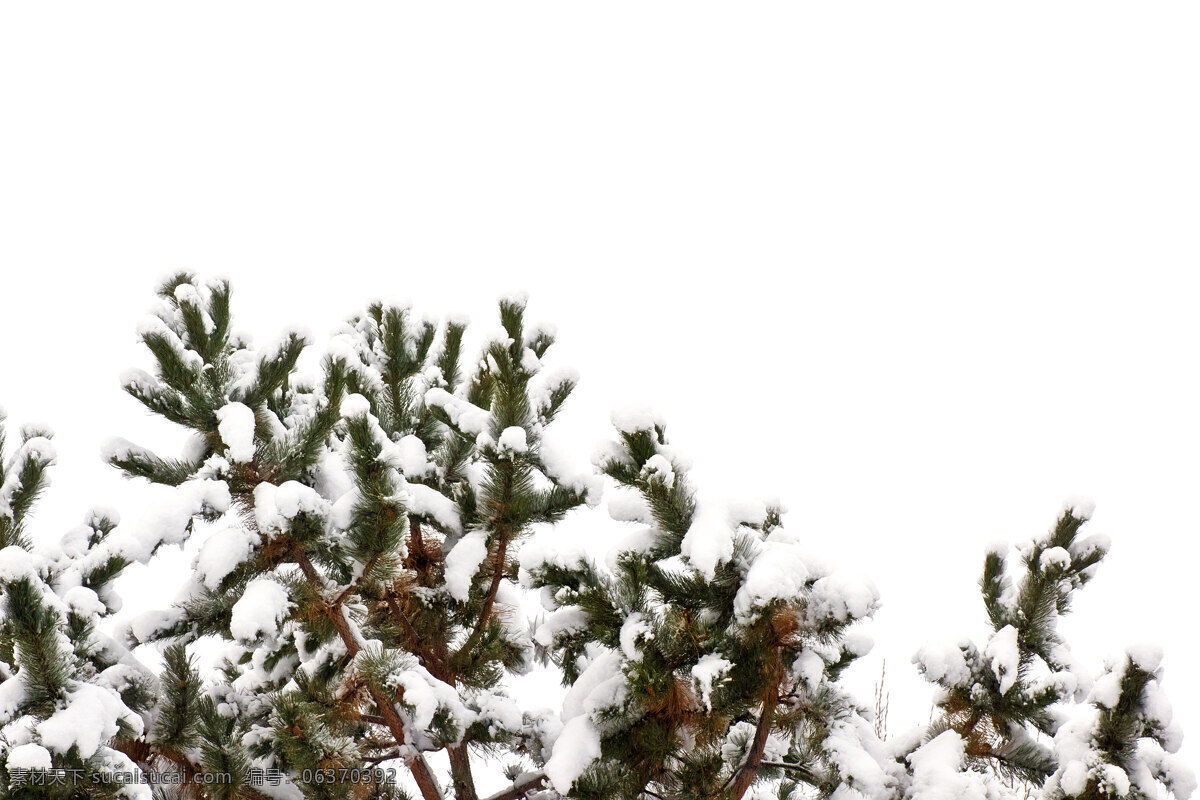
[1,1,1197,776]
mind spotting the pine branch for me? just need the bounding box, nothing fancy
[726,666,782,800]
[480,773,547,800]
[290,542,444,800]
[152,643,203,752]
[454,525,510,668]
[111,738,260,800]
[759,762,821,785]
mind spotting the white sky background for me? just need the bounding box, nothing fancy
[1,1,1198,783]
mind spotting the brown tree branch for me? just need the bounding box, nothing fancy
[727,667,783,800]
[480,771,547,800]
[335,548,383,606]
[448,743,480,800]
[454,526,509,667]
[290,542,444,800]
[112,739,275,800]
[392,519,470,798]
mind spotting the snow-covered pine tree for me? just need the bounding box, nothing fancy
[0,274,1192,800]
[911,504,1105,788]
[1043,645,1195,800]
[522,410,889,799]
[909,503,1195,800]
[100,275,890,800]
[0,412,159,799]
[105,276,592,800]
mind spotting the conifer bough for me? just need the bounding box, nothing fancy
[0,275,1193,800]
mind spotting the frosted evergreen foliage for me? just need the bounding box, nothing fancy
[909,502,1193,799]
[524,410,889,799]
[0,420,155,800]
[0,276,1190,800]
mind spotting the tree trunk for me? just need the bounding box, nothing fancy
[448,743,480,800]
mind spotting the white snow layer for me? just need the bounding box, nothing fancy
[985,625,1021,695]
[610,406,661,435]
[403,483,463,533]
[216,402,256,462]
[732,532,813,625]
[640,454,676,489]
[618,613,652,661]
[341,392,371,418]
[498,426,529,455]
[424,389,490,436]
[547,650,627,794]
[0,545,38,581]
[104,479,231,564]
[906,731,994,800]
[196,526,261,589]
[230,579,293,641]
[692,654,733,711]
[1039,546,1071,571]
[444,531,489,602]
[913,641,973,688]
[254,481,328,536]
[38,683,142,759]
[546,716,603,794]
[384,434,435,477]
[6,742,52,769]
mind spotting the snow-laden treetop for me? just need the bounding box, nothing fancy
[0,274,1192,800]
